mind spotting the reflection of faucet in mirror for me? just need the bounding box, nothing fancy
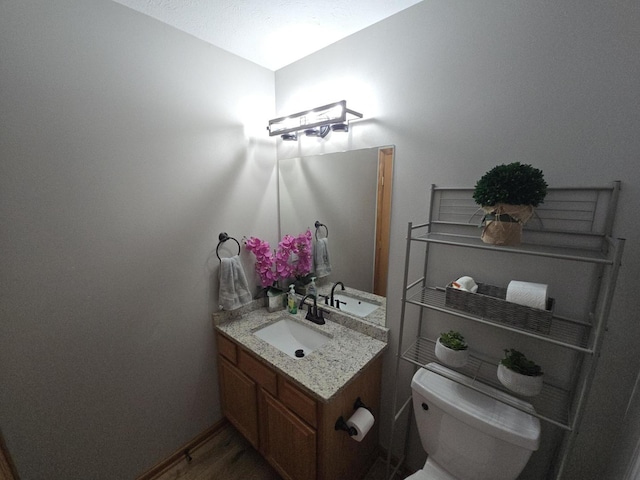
[330,282,345,308]
[298,294,327,325]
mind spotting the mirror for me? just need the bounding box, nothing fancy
[278,146,394,308]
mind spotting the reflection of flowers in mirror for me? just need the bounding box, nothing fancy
[245,230,312,287]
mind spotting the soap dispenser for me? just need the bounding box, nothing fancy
[288,284,298,314]
[308,277,317,298]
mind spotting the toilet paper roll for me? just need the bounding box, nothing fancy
[506,281,548,310]
[346,407,375,442]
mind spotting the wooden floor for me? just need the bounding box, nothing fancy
[154,422,401,480]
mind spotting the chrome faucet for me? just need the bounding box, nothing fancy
[330,281,345,308]
[298,294,327,325]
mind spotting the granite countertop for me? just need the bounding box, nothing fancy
[213,302,388,403]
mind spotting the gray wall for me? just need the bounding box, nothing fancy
[606,371,640,479]
[0,1,277,478]
[2,1,639,479]
[275,1,640,478]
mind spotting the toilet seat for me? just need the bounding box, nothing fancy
[404,459,458,480]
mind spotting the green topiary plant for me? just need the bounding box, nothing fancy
[439,330,468,351]
[500,349,543,376]
[473,162,548,207]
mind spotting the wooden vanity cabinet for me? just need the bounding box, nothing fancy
[218,356,260,448]
[216,331,382,480]
[261,389,317,480]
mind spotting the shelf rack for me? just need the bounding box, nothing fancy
[385,182,624,480]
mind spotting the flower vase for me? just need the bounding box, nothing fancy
[266,287,286,312]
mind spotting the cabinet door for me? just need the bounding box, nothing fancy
[261,390,316,480]
[219,357,259,448]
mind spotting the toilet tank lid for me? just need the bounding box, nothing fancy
[412,363,541,451]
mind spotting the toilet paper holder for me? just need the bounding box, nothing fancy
[334,397,371,436]
[334,416,358,436]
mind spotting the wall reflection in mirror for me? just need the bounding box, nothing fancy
[278,146,393,308]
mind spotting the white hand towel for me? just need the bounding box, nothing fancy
[219,255,252,310]
[314,237,332,278]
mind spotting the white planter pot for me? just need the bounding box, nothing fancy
[497,363,544,397]
[434,338,469,368]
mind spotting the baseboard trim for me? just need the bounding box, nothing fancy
[0,429,19,480]
[136,418,228,480]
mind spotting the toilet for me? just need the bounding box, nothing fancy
[407,363,541,480]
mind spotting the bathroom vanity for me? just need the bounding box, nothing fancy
[213,300,387,480]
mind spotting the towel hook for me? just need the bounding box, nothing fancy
[314,221,329,240]
[216,232,241,261]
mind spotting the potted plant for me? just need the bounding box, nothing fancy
[435,330,469,368]
[245,230,313,312]
[497,349,544,396]
[473,162,548,246]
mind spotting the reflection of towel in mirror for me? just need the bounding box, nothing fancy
[314,237,332,278]
[219,255,252,310]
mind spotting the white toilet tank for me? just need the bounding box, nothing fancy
[412,363,541,480]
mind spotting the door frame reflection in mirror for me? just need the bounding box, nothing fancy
[277,146,394,313]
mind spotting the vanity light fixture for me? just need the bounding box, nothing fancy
[281,132,298,141]
[267,100,362,141]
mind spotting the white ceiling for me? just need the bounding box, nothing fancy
[111,0,423,71]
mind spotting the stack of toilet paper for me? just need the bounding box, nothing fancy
[506,281,548,310]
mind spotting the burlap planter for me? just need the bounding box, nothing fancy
[480,204,534,246]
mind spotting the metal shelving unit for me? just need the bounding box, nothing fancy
[386,183,624,480]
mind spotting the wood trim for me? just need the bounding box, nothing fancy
[0,429,19,480]
[135,419,228,480]
[374,147,394,296]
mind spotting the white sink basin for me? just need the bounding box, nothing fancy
[253,318,331,359]
[332,294,380,317]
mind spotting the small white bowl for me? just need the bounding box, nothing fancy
[497,363,544,397]
[434,338,469,368]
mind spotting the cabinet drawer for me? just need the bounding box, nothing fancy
[278,376,317,428]
[217,333,237,364]
[238,349,277,396]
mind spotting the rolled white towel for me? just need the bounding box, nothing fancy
[452,276,478,293]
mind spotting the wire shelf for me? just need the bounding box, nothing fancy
[406,287,593,353]
[402,336,573,430]
[414,232,613,265]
